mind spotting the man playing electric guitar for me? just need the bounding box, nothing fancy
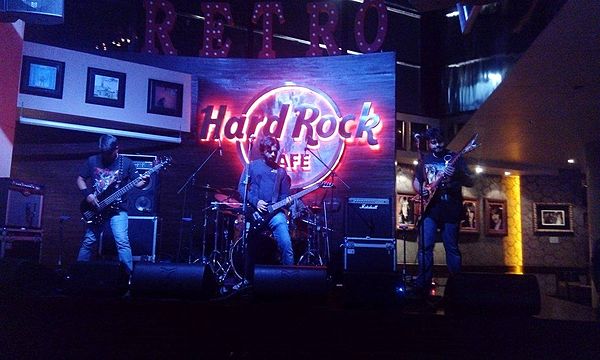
[412,128,475,297]
[76,134,149,273]
[237,136,293,284]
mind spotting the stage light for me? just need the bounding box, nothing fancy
[504,171,511,176]
[446,11,459,17]
[567,159,575,164]
[412,160,418,165]
[475,165,484,174]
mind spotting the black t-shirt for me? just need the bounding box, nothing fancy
[79,154,139,212]
[238,159,291,208]
[414,150,473,223]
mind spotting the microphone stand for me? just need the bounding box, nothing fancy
[414,135,428,293]
[176,145,221,264]
[304,147,350,266]
[239,138,254,285]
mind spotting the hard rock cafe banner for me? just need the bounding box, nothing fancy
[195,52,396,196]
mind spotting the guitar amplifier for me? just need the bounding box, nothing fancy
[0,178,44,229]
[345,197,393,238]
[343,237,396,272]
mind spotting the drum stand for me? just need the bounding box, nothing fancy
[297,214,323,266]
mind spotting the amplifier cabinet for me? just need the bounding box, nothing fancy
[343,237,396,273]
[345,197,393,238]
[0,228,42,262]
[100,216,158,262]
[0,178,44,229]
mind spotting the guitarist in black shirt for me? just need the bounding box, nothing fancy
[412,128,475,297]
[76,134,149,273]
[238,136,293,283]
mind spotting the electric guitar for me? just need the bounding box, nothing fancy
[414,133,480,218]
[80,157,172,224]
[247,181,333,232]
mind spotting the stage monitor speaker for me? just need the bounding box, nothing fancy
[130,263,216,300]
[253,265,329,301]
[0,178,44,229]
[1,0,64,25]
[0,258,57,297]
[123,154,160,216]
[444,272,541,317]
[343,271,403,307]
[64,261,129,297]
[345,197,393,238]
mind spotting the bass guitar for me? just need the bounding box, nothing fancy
[247,181,333,232]
[414,133,480,218]
[80,157,172,224]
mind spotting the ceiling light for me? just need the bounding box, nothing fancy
[475,166,484,174]
[504,171,511,176]
[567,159,575,164]
[412,160,419,165]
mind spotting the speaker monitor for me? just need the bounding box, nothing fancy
[253,265,329,301]
[444,272,541,316]
[123,154,160,216]
[345,197,393,238]
[130,263,216,300]
[0,178,44,229]
[64,261,129,297]
[1,0,64,25]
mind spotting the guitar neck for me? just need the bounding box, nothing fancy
[97,165,161,209]
[269,184,319,212]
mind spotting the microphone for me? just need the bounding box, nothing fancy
[218,139,223,156]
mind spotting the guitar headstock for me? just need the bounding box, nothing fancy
[462,133,481,155]
[154,156,173,167]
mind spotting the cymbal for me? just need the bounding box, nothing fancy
[214,193,242,208]
[197,184,217,192]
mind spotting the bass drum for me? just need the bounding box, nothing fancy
[229,232,278,280]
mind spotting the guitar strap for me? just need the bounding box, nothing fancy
[272,168,283,204]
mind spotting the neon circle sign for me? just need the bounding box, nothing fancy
[238,85,345,190]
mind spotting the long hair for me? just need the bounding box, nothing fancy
[259,136,280,153]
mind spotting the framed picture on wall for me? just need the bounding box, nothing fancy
[460,198,480,234]
[396,193,417,231]
[484,199,508,236]
[19,56,65,99]
[533,203,574,234]
[85,67,126,108]
[147,79,183,117]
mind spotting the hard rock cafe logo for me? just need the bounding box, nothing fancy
[198,85,382,189]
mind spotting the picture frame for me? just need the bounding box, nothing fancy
[396,193,417,231]
[460,198,480,234]
[85,67,126,108]
[147,79,183,117]
[533,203,574,234]
[484,199,508,236]
[19,56,65,99]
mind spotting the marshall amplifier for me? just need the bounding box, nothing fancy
[0,178,44,229]
[345,197,393,238]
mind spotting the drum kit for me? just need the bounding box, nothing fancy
[191,184,331,284]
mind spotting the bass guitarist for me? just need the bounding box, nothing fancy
[76,134,149,273]
[412,128,474,297]
[238,136,293,284]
